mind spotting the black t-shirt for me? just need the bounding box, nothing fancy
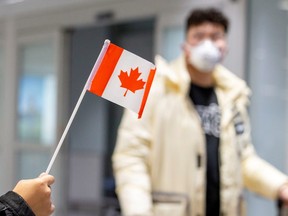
[189,83,221,216]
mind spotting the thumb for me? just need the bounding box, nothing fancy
[39,173,55,186]
[39,172,47,178]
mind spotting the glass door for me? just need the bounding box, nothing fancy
[16,34,57,178]
[15,31,68,216]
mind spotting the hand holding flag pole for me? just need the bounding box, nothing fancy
[46,39,156,173]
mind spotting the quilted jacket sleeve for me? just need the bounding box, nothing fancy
[112,109,154,216]
[0,191,35,216]
[112,62,167,216]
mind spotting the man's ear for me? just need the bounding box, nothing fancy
[216,40,228,60]
[182,42,190,57]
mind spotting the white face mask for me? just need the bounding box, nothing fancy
[188,40,222,72]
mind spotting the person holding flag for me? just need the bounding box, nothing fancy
[112,7,288,216]
[0,173,55,216]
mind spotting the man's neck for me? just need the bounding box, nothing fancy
[188,64,214,87]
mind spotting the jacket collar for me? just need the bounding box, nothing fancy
[155,54,251,106]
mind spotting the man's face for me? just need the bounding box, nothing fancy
[185,22,227,59]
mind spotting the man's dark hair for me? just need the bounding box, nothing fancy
[186,8,229,33]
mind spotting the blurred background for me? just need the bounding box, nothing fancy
[0,0,287,215]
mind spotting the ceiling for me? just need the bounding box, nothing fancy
[279,0,288,10]
[0,0,113,17]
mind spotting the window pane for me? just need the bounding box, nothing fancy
[17,151,50,179]
[17,41,57,146]
[161,26,184,62]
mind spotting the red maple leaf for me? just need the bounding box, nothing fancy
[118,67,146,96]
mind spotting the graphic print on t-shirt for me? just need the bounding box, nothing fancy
[195,103,221,138]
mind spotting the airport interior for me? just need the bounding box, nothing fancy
[0,0,288,215]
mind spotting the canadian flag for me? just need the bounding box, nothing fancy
[87,40,156,118]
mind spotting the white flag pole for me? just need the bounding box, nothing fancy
[46,39,111,173]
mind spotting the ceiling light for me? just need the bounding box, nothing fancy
[279,0,288,10]
[5,0,25,4]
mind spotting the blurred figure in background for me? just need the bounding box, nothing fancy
[0,173,55,216]
[112,7,288,216]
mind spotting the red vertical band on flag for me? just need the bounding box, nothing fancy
[88,43,124,96]
[138,68,156,118]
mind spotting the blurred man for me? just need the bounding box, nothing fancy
[112,8,288,216]
[0,173,55,216]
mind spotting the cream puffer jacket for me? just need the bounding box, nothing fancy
[112,55,288,216]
